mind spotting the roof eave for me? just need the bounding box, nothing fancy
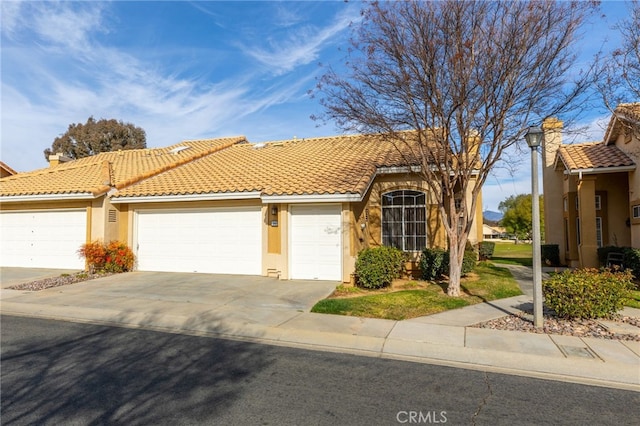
[261,193,363,203]
[0,193,98,203]
[563,165,636,176]
[110,191,263,204]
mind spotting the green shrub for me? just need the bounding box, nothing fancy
[461,250,477,275]
[541,244,560,266]
[478,241,495,260]
[543,268,633,319]
[623,248,640,279]
[355,246,405,289]
[420,248,448,280]
[420,247,476,280]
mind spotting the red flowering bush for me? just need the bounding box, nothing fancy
[77,241,106,273]
[78,240,135,273]
[104,241,135,273]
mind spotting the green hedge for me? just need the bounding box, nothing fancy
[419,247,476,281]
[355,246,405,289]
[623,249,640,279]
[543,268,633,319]
[478,241,495,260]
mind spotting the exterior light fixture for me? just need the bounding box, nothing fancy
[525,126,543,149]
[525,125,544,328]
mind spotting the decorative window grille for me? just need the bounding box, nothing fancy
[382,190,427,252]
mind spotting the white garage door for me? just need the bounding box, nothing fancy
[135,207,262,275]
[0,210,87,269]
[290,204,342,281]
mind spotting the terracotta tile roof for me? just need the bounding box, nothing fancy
[114,133,425,199]
[558,142,635,171]
[0,137,245,197]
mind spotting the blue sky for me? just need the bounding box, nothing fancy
[0,1,632,211]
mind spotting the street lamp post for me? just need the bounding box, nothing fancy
[525,126,544,328]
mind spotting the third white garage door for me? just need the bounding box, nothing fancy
[135,207,262,275]
[290,204,342,281]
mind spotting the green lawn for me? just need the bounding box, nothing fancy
[311,262,522,320]
[626,289,640,309]
[313,241,639,319]
[490,241,533,266]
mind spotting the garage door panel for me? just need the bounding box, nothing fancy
[135,208,261,275]
[290,205,342,281]
[0,210,87,269]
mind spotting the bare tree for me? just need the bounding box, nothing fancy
[315,0,598,296]
[44,116,147,160]
[601,0,640,107]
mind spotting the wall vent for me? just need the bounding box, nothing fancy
[108,209,117,223]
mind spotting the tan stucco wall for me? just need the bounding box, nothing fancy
[577,177,599,267]
[348,173,480,279]
[562,173,630,266]
[613,127,640,248]
[596,174,630,247]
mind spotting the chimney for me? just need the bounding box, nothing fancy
[48,153,72,167]
[542,117,563,168]
[541,117,565,262]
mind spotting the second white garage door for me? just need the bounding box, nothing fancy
[290,204,342,281]
[135,207,262,275]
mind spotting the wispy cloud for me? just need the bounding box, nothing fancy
[1,2,336,172]
[2,1,107,50]
[240,4,361,75]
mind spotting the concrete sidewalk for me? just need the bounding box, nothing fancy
[1,266,638,391]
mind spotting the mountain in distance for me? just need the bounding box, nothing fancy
[483,210,503,222]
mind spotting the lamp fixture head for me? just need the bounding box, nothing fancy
[524,126,543,148]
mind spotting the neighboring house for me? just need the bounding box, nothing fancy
[482,224,506,240]
[0,161,17,177]
[0,133,483,281]
[542,103,639,268]
[0,138,240,270]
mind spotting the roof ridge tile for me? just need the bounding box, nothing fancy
[114,137,243,190]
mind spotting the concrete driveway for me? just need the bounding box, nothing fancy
[0,269,338,332]
[0,267,81,289]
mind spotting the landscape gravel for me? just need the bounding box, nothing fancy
[7,272,113,291]
[472,310,640,342]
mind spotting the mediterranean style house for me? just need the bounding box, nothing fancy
[0,132,483,282]
[542,103,640,267]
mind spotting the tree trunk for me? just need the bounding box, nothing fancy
[446,235,466,297]
[447,242,461,297]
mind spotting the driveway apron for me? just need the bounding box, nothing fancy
[0,271,338,331]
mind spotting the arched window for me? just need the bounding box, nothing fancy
[382,190,427,251]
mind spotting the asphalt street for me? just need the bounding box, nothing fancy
[1,315,638,425]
